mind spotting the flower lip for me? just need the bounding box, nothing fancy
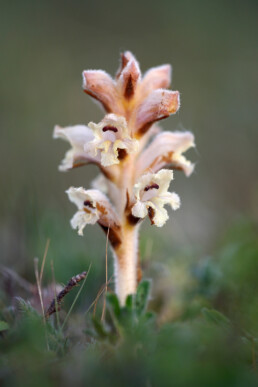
[144,183,159,192]
[83,200,94,208]
[102,126,118,133]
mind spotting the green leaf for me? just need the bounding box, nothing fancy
[125,294,134,311]
[202,308,231,328]
[0,320,9,331]
[106,293,121,318]
[136,280,151,316]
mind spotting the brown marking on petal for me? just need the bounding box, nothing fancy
[148,206,155,225]
[125,190,130,212]
[144,183,159,191]
[102,126,118,133]
[122,60,140,100]
[72,161,88,169]
[96,203,108,216]
[99,224,122,249]
[83,208,92,214]
[124,74,134,99]
[84,200,94,208]
[124,193,142,225]
[127,213,141,226]
[118,148,128,161]
[72,157,102,170]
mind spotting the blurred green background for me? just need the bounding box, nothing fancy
[1,1,258,386]
[1,0,258,286]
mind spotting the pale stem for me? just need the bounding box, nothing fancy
[108,147,140,305]
[113,224,139,305]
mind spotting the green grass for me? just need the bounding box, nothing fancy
[0,219,257,387]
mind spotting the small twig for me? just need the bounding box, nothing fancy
[45,269,88,320]
[101,226,109,321]
[40,238,50,285]
[61,265,91,330]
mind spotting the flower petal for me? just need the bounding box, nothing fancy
[136,131,195,177]
[117,55,141,99]
[154,192,181,210]
[70,210,99,236]
[116,51,138,79]
[101,147,119,166]
[66,187,120,234]
[134,89,180,135]
[139,64,171,99]
[82,70,123,114]
[153,169,174,193]
[53,125,96,171]
[151,204,169,227]
[132,200,148,219]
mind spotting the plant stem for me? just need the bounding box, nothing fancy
[113,224,139,305]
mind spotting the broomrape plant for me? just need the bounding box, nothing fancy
[54,52,195,305]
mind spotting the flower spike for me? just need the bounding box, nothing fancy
[54,51,195,305]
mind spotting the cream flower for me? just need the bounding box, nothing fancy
[132,169,180,227]
[84,114,138,167]
[66,187,119,236]
[53,125,97,171]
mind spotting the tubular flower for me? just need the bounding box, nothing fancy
[85,114,138,167]
[53,125,97,171]
[82,51,180,136]
[136,131,195,178]
[66,187,120,236]
[132,169,180,227]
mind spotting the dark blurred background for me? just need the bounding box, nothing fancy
[1,0,257,284]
